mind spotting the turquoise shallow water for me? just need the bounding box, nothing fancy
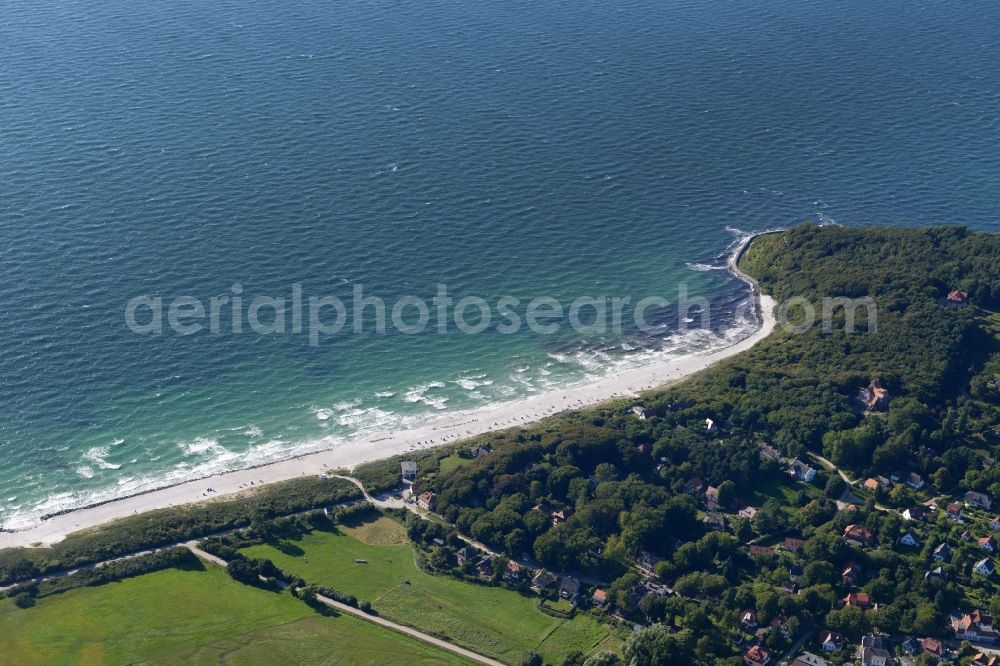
[2,0,1000,528]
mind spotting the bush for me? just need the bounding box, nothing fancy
[12,592,34,609]
[199,540,241,562]
[315,586,359,608]
[519,652,543,666]
[226,557,287,588]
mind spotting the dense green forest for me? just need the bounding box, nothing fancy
[356,224,1000,665]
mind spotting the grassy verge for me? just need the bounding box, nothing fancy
[241,516,620,663]
[0,563,471,665]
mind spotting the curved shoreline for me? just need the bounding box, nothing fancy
[0,231,781,548]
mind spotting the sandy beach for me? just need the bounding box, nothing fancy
[0,236,778,548]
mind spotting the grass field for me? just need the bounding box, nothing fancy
[241,516,621,663]
[0,563,472,665]
[749,470,825,516]
[438,453,473,476]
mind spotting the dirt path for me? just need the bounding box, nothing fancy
[312,592,504,666]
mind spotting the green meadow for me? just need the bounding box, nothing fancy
[0,563,471,666]
[241,516,621,663]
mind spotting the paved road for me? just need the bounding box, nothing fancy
[185,543,500,666]
[777,630,812,665]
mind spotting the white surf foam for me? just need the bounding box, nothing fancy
[685,262,723,272]
[83,446,122,470]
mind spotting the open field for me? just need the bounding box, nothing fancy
[343,514,411,545]
[241,518,621,663]
[748,470,826,515]
[438,453,474,476]
[0,564,471,665]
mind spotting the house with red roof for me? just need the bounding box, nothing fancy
[744,645,770,666]
[858,380,890,411]
[843,524,874,548]
[952,609,997,643]
[920,637,943,657]
[843,592,871,609]
[947,290,969,306]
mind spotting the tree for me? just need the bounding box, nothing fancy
[519,652,543,666]
[825,474,846,499]
[623,625,694,666]
[797,499,830,528]
[716,480,737,508]
[752,501,785,535]
[609,573,641,612]
[594,463,620,483]
[824,605,867,638]
[911,602,941,636]
[227,558,260,585]
[12,592,34,609]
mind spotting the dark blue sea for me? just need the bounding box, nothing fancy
[2,0,999,527]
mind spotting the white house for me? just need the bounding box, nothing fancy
[632,406,656,421]
[820,631,844,652]
[859,636,891,666]
[899,529,920,548]
[933,543,953,562]
[974,557,995,577]
[965,491,993,510]
[789,458,817,482]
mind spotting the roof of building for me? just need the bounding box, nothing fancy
[791,653,831,666]
[559,576,581,594]
[843,524,874,541]
[844,592,871,607]
[920,637,943,655]
[820,630,844,646]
